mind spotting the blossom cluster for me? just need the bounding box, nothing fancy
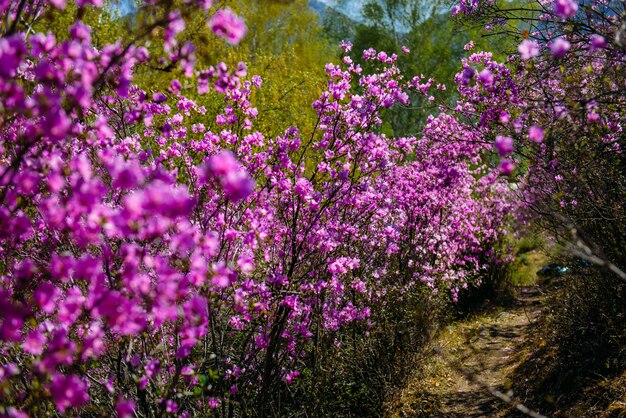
[0,1,521,416]
[448,0,626,268]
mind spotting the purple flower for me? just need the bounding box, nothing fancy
[477,68,494,85]
[499,159,515,175]
[24,331,46,355]
[518,39,540,59]
[206,151,240,177]
[43,108,72,141]
[75,0,103,7]
[34,282,60,314]
[528,125,544,143]
[48,0,66,8]
[206,151,255,202]
[116,399,136,418]
[0,35,26,78]
[549,37,571,57]
[30,32,56,56]
[153,92,167,103]
[208,397,221,409]
[209,8,246,45]
[49,374,89,413]
[283,370,300,384]
[554,0,578,19]
[590,34,606,50]
[460,66,476,85]
[69,21,91,44]
[587,112,600,122]
[494,135,514,156]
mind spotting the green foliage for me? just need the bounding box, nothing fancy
[32,0,128,48]
[323,0,513,135]
[37,0,335,142]
[131,0,336,139]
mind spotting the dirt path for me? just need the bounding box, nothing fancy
[387,286,546,417]
[436,286,545,417]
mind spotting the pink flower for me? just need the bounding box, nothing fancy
[49,374,89,413]
[165,400,178,413]
[499,159,515,175]
[587,113,600,122]
[460,66,476,85]
[24,331,46,355]
[518,39,540,59]
[116,399,136,418]
[209,9,246,45]
[494,135,514,156]
[549,37,571,57]
[75,0,103,7]
[590,34,606,50]
[554,0,578,19]
[206,150,240,177]
[33,282,60,314]
[283,370,300,384]
[528,125,544,143]
[0,36,26,78]
[205,151,255,202]
[477,69,494,85]
[48,0,66,8]
[208,397,221,409]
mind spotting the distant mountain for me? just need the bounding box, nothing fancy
[309,0,358,41]
[308,0,366,22]
[308,0,329,16]
[112,0,136,17]
[308,0,444,34]
[312,0,366,21]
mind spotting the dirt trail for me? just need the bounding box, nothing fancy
[436,286,545,417]
[388,286,546,417]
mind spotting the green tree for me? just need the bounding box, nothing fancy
[128,0,336,140]
[325,0,512,135]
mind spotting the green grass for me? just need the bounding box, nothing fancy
[510,250,550,286]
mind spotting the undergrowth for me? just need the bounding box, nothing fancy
[509,265,626,417]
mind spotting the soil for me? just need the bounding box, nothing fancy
[436,286,545,417]
[386,285,547,418]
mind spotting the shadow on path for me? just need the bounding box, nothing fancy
[434,286,545,417]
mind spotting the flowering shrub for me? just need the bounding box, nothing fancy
[0,0,523,416]
[449,0,625,264]
[448,4,626,411]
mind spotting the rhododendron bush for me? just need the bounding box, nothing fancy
[450,0,625,267]
[0,0,529,416]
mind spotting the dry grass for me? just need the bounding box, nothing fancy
[384,290,544,417]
